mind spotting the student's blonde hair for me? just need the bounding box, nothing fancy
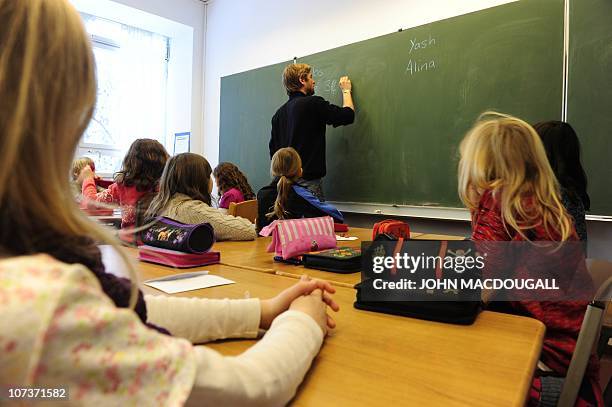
[0,0,138,306]
[267,148,302,220]
[458,111,573,241]
[71,157,95,181]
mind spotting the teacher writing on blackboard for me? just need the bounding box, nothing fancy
[269,63,355,200]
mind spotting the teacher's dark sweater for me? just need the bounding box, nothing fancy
[270,91,354,180]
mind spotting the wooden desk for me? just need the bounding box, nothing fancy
[213,227,424,287]
[131,250,545,407]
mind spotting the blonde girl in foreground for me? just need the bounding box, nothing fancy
[0,0,338,405]
[458,112,601,406]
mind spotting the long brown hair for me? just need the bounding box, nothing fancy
[147,153,213,217]
[458,111,572,240]
[533,121,590,211]
[213,162,255,200]
[0,0,138,306]
[267,147,302,219]
[114,138,169,192]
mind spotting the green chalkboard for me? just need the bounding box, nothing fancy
[220,0,564,208]
[568,0,612,216]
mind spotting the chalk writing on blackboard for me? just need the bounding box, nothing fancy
[406,34,437,76]
[409,35,436,54]
[406,59,436,75]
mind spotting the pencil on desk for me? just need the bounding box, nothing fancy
[274,271,355,289]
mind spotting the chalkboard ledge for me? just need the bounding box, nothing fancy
[332,202,612,222]
[585,215,612,222]
[330,202,471,222]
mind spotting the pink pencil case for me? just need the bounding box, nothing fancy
[138,245,220,268]
[259,216,337,260]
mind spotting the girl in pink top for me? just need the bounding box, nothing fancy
[213,162,256,209]
[79,139,169,228]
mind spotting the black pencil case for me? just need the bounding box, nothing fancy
[354,280,482,325]
[302,247,361,274]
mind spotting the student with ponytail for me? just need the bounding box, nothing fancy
[257,147,343,231]
[0,1,338,404]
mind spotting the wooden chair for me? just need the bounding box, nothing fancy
[228,199,258,224]
[585,260,612,356]
[558,259,612,406]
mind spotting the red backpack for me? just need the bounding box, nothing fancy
[372,219,411,240]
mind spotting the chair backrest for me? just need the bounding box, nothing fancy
[586,259,612,294]
[228,199,258,224]
[558,263,612,407]
[586,259,612,332]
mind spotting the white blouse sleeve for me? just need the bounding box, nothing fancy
[145,296,324,406]
[187,310,324,407]
[145,295,261,343]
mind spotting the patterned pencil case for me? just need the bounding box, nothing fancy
[142,217,215,254]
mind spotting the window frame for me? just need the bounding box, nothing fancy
[77,23,171,178]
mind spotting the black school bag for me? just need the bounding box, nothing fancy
[354,235,482,325]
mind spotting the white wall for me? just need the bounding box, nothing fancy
[73,0,206,154]
[203,0,517,166]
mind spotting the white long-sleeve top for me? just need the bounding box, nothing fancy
[0,255,323,406]
[161,193,257,241]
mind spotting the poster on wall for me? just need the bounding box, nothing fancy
[174,132,191,155]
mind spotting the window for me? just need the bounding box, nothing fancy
[77,13,170,177]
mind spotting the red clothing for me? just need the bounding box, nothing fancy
[219,187,245,209]
[81,178,149,228]
[471,189,601,406]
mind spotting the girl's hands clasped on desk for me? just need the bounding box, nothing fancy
[259,275,340,333]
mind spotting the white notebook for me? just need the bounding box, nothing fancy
[144,271,235,294]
